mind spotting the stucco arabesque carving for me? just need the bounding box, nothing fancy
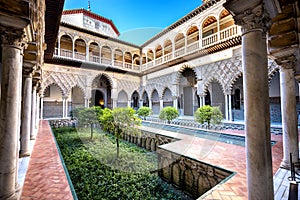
[117,79,140,97]
[42,70,86,97]
[200,56,242,95]
[146,74,176,98]
[233,4,272,34]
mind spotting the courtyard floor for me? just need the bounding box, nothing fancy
[20,120,298,200]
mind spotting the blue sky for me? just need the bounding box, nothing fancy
[63,0,203,45]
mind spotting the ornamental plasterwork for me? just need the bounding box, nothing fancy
[201,55,242,95]
[268,58,280,77]
[175,64,200,84]
[117,79,140,98]
[233,4,271,34]
[42,70,86,97]
[89,72,116,88]
[146,74,176,98]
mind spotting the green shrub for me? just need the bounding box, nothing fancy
[194,105,222,125]
[159,106,179,124]
[137,106,152,120]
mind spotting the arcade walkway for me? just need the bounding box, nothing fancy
[19,120,298,199]
[20,121,73,200]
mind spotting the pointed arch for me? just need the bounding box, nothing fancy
[162,87,173,107]
[92,73,115,89]
[117,90,129,108]
[42,83,64,97]
[175,64,198,85]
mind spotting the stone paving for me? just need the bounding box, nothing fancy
[20,120,298,200]
[20,121,73,200]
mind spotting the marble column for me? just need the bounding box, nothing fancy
[224,3,274,199]
[62,98,66,118]
[20,74,32,157]
[228,94,232,121]
[0,29,26,200]
[127,100,131,108]
[64,97,69,118]
[279,65,299,168]
[40,95,44,120]
[84,98,89,108]
[159,99,164,111]
[173,96,178,109]
[139,100,143,108]
[112,98,117,109]
[35,93,40,127]
[149,100,152,109]
[30,85,37,140]
[225,94,229,121]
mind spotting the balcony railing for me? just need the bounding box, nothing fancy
[114,60,123,67]
[54,25,241,73]
[142,25,241,70]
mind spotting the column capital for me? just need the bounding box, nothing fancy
[0,27,27,50]
[276,55,297,70]
[225,3,272,34]
[23,72,32,79]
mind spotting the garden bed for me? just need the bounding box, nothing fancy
[53,127,192,200]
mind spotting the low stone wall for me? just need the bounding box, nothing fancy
[121,128,233,199]
[122,130,177,152]
[157,148,233,199]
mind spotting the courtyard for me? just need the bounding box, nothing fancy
[19,118,297,199]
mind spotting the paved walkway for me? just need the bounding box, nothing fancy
[20,120,298,200]
[20,120,73,200]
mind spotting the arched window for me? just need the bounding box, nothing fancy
[187,26,199,45]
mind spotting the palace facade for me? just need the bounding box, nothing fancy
[0,0,299,199]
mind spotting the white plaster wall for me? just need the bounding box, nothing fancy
[62,14,83,27]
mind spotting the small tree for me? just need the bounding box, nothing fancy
[77,106,102,139]
[159,106,179,124]
[137,106,152,120]
[194,105,222,126]
[99,107,141,158]
[112,107,141,158]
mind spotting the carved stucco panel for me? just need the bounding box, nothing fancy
[117,79,140,99]
[42,70,87,97]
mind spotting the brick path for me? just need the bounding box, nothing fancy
[20,120,73,200]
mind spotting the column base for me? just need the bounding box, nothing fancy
[0,192,18,200]
[30,136,36,140]
[280,160,291,170]
[19,150,30,158]
[15,183,21,200]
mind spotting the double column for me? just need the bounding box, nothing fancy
[62,96,69,118]
[224,2,274,199]
[0,28,27,200]
[224,93,232,121]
